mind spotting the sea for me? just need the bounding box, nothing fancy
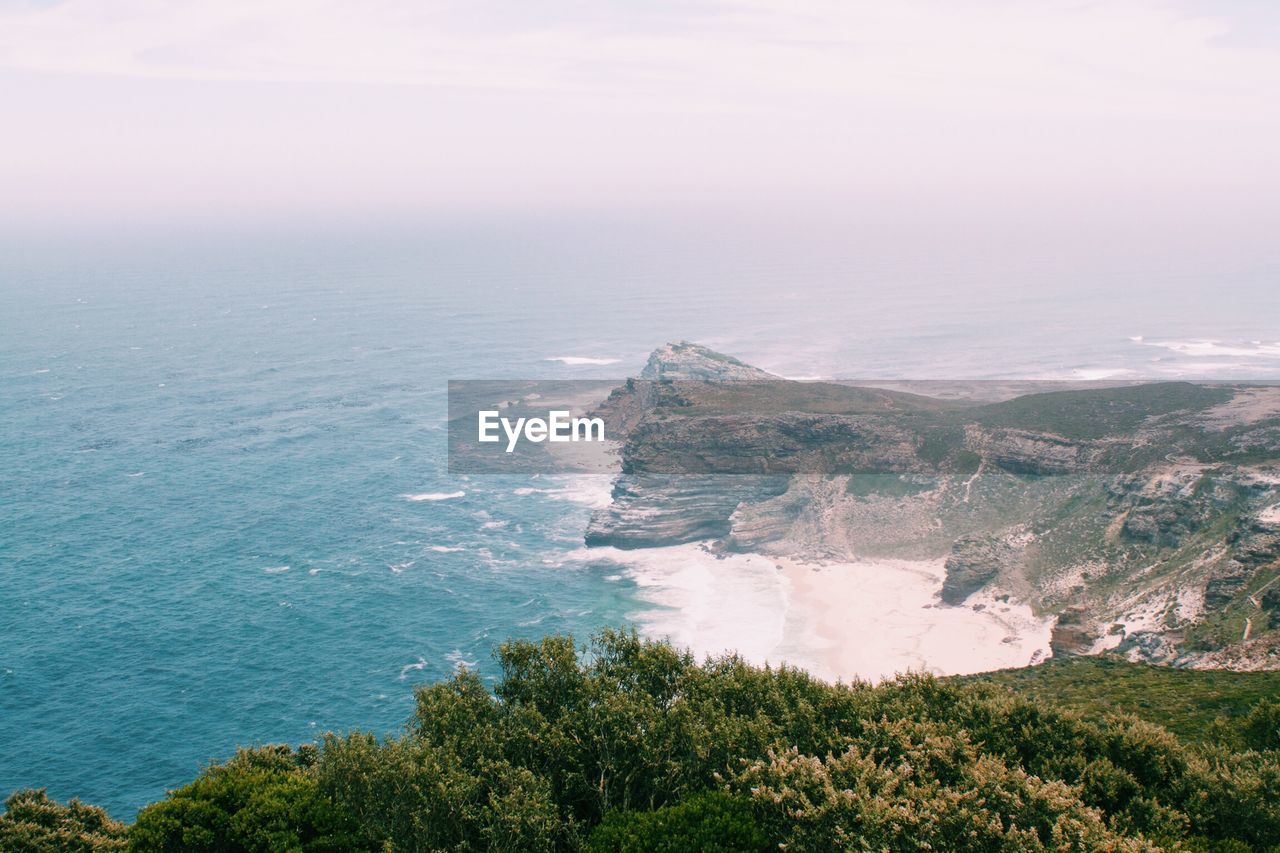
[2,214,1278,817]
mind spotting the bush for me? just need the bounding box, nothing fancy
[1244,697,1280,752]
[587,790,767,852]
[0,789,127,852]
[12,630,1280,850]
[129,745,364,852]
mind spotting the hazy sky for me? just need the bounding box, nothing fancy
[3,0,1279,230]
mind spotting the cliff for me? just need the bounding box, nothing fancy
[585,343,1280,670]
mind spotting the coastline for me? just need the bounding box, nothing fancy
[571,542,1053,684]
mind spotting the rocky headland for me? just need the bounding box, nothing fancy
[584,342,1280,670]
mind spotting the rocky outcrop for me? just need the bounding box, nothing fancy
[639,341,776,381]
[1051,607,1096,657]
[1205,573,1249,610]
[584,474,788,549]
[1109,468,1245,548]
[942,535,1017,605]
[964,426,1100,475]
[582,344,1280,668]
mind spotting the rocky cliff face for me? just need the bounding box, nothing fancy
[584,343,1280,670]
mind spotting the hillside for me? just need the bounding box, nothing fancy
[585,344,1280,670]
[960,655,1280,744]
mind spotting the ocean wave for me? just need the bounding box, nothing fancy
[398,657,427,680]
[535,475,614,509]
[444,649,478,670]
[1070,368,1133,381]
[429,545,464,553]
[402,491,465,502]
[263,565,290,574]
[544,356,621,366]
[1142,338,1280,360]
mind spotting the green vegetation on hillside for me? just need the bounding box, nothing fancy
[962,656,1280,747]
[4,632,1280,851]
[968,382,1235,442]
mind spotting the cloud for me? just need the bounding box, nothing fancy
[1,1,1278,225]
[1,0,1276,118]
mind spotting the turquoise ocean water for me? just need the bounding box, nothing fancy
[2,219,1278,816]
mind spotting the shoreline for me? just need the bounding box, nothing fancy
[574,542,1053,684]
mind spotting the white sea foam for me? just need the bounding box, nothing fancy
[1142,338,1280,360]
[445,649,479,670]
[402,491,465,502]
[535,475,614,509]
[263,565,290,574]
[1071,368,1132,380]
[545,356,621,366]
[399,658,427,680]
[561,544,790,669]
[429,545,464,553]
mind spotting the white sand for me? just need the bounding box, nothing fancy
[572,543,1052,684]
[777,556,1052,682]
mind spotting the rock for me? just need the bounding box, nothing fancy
[940,535,1013,605]
[639,341,776,381]
[1262,588,1280,630]
[1205,572,1248,610]
[1051,607,1096,656]
[963,426,1098,475]
[584,474,788,549]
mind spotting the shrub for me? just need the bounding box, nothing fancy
[0,789,127,852]
[14,631,1280,850]
[129,745,364,852]
[1244,697,1280,752]
[587,790,768,852]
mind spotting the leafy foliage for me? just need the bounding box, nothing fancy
[587,790,766,852]
[8,632,1280,850]
[0,788,127,852]
[312,631,1280,849]
[1244,697,1280,752]
[964,656,1280,746]
[129,745,365,852]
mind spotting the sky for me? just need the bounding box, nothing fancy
[2,0,1279,231]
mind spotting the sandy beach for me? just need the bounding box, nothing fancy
[570,543,1053,684]
[777,556,1052,683]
